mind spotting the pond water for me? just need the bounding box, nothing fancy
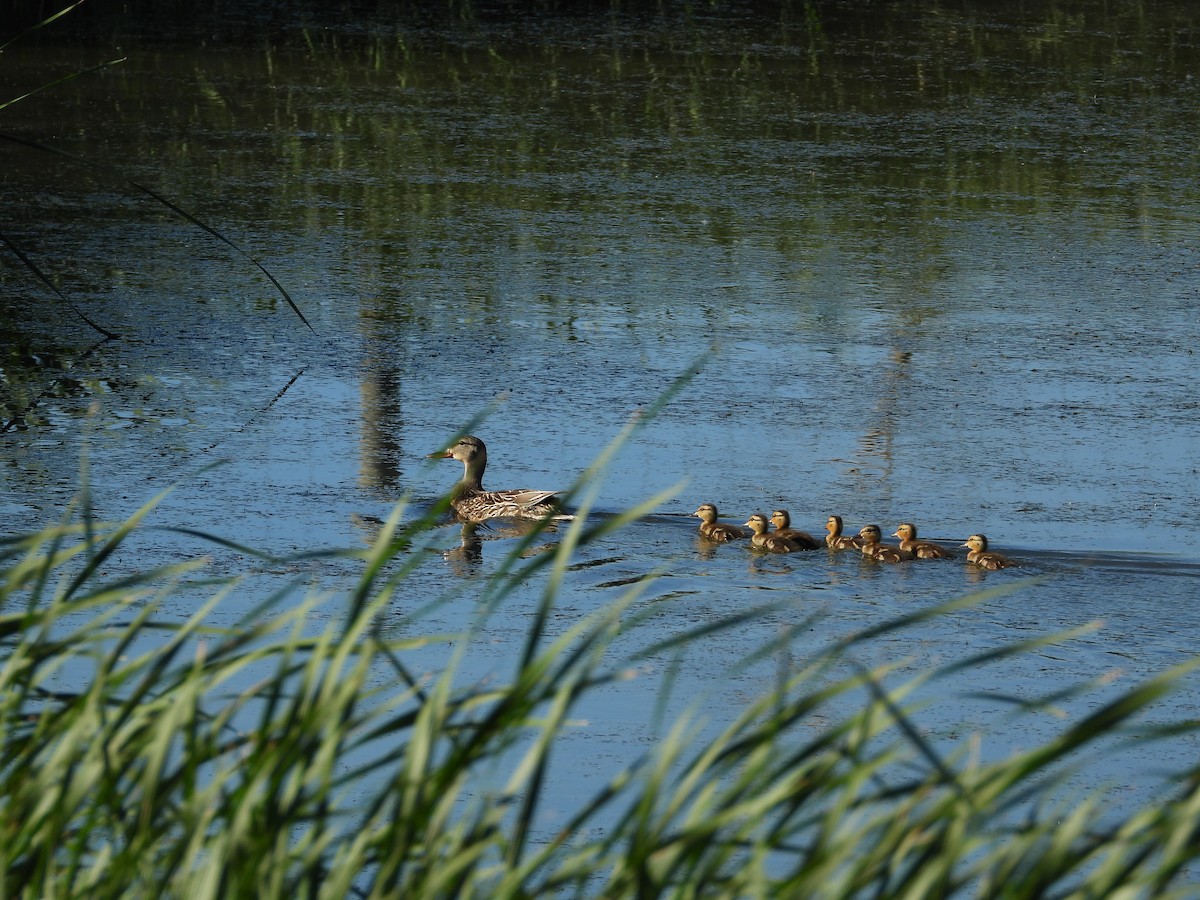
[3,0,1200,843]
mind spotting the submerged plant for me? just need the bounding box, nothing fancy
[3,418,1200,896]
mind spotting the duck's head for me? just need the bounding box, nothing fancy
[963,534,988,552]
[894,523,916,540]
[858,524,882,544]
[694,503,719,522]
[770,510,792,530]
[428,435,486,465]
[826,515,844,535]
[744,513,770,535]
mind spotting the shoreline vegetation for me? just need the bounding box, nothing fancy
[3,477,1200,897]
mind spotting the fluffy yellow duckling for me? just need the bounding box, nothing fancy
[769,510,821,550]
[963,534,1015,570]
[894,522,953,559]
[693,503,745,542]
[858,524,912,563]
[825,515,863,550]
[745,513,808,553]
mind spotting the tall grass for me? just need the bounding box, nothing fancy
[3,460,1200,897]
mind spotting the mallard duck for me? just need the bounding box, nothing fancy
[963,534,1015,570]
[894,523,953,559]
[825,515,863,550]
[694,503,745,542]
[769,510,821,550]
[428,435,569,523]
[858,524,911,563]
[745,513,808,553]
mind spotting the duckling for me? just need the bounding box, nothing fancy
[769,510,821,550]
[745,513,808,553]
[963,534,1015,570]
[825,515,864,551]
[693,503,745,542]
[428,435,569,523]
[893,522,953,559]
[858,524,912,563]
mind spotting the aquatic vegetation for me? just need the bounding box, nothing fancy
[3,475,1199,897]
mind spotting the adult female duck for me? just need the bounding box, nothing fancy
[428,435,569,523]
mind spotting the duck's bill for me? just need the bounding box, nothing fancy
[426,449,453,459]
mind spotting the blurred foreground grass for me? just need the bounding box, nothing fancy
[3,465,1200,898]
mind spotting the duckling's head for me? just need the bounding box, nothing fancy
[858,524,882,543]
[963,534,988,552]
[770,510,792,530]
[744,513,770,535]
[694,503,719,522]
[826,515,844,534]
[894,523,917,540]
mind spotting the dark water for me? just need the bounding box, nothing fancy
[3,0,1200,838]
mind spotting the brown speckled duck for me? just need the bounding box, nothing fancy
[858,524,912,563]
[428,435,569,524]
[963,534,1015,570]
[745,513,808,553]
[769,510,821,550]
[894,523,953,559]
[694,503,745,542]
[825,515,863,550]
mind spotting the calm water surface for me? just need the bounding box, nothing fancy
[2,0,1200,838]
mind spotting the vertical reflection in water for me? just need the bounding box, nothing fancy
[359,359,403,492]
[443,523,483,578]
[854,347,911,495]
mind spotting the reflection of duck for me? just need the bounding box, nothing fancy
[858,524,911,563]
[963,534,1015,570]
[443,523,484,575]
[769,510,821,550]
[694,503,745,542]
[825,515,863,550]
[894,522,952,559]
[428,435,569,523]
[745,513,807,553]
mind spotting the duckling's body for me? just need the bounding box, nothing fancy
[428,435,569,523]
[858,524,912,563]
[894,523,953,559]
[825,515,863,551]
[694,504,745,542]
[745,513,808,553]
[769,510,821,550]
[963,534,1015,570]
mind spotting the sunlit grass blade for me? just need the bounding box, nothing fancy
[0,56,128,112]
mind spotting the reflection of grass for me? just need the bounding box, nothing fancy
[4,463,1200,895]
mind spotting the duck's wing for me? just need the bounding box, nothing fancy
[472,488,573,521]
[703,522,745,541]
[915,541,953,559]
[504,489,562,508]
